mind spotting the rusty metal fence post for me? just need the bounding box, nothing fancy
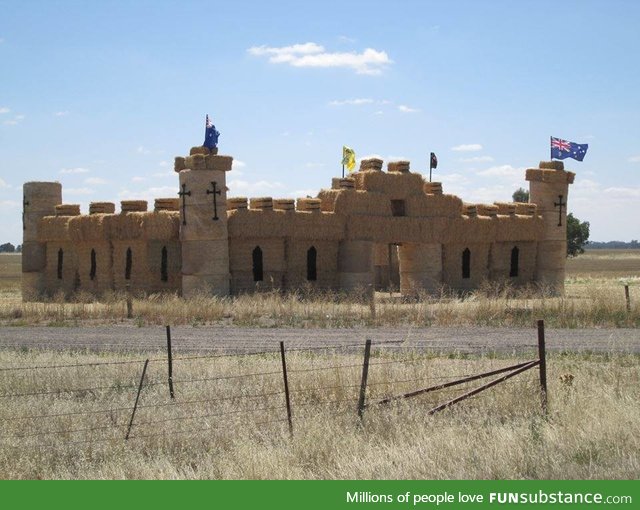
[125,358,149,440]
[357,339,372,421]
[166,325,175,399]
[280,341,293,436]
[537,319,548,416]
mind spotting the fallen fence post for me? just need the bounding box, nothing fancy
[125,358,149,440]
[357,339,372,421]
[625,285,631,312]
[427,360,539,415]
[166,325,175,400]
[537,319,548,416]
[280,341,293,437]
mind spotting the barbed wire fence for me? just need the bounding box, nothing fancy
[0,323,548,450]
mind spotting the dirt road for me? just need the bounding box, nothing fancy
[0,325,637,354]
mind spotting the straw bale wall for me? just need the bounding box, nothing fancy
[43,241,78,297]
[398,243,443,295]
[489,241,537,284]
[442,242,491,291]
[229,238,286,293]
[284,240,338,290]
[338,239,374,292]
[75,241,113,294]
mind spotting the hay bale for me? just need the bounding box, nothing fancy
[339,178,355,189]
[121,200,148,213]
[55,204,81,216]
[174,157,187,173]
[359,158,383,172]
[387,160,410,173]
[297,198,321,212]
[89,202,115,214]
[154,198,179,212]
[107,212,145,240]
[477,204,498,217]
[68,214,109,242]
[39,217,71,242]
[205,155,233,172]
[250,197,273,210]
[494,202,517,216]
[190,146,210,156]
[539,160,564,171]
[424,182,443,195]
[273,199,295,211]
[463,204,478,217]
[228,197,248,210]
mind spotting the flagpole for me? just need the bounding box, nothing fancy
[550,136,552,161]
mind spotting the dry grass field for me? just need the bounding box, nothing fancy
[0,347,638,479]
[0,250,639,328]
[0,250,638,479]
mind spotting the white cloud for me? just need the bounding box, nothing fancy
[118,186,177,201]
[84,177,107,185]
[627,155,640,163]
[476,165,522,177]
[54,111,69,117]
[439,173,471,186]
[227,179,284,196]
[152,171,173,178]
[288,189,319,198]
[158,161,168,167]
[373,110,384,116]
[328,98,374,106]
[451,144,483,152]
[3,114,24,125]
[0,107,9,114]
[338,35,356,43]
[603,186,640,199]
[64,187,94,196]
[398,105,420,113]
[459,155,494,163]
[232,159,246,169]
[131,176,147,183]
[0,178,10,188]
[137,146,150,154]
[60,167,90,174]
[0,200,19,208]
[248,42,392,75]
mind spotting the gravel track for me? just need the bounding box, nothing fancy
[0,325,637,355]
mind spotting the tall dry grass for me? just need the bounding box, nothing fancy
[0,348,637,479]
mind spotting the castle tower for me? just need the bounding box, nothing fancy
[526,161,575,293]
[175,147,232,297]
[22,182,62,300]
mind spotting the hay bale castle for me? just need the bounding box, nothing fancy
[22,141,574,300]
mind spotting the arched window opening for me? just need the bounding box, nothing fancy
[252,246,263,282]
[90,249,97,281]
[161,246,168,282]
[307,246,317,281]
[510,246,519,277]
[125,248,132,280]
[57,248,63,280]
[462,248,471,279]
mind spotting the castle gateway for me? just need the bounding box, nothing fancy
[21,144,574,300]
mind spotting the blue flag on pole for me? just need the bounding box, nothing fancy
[204,115,220,150]
[550,137,588,161]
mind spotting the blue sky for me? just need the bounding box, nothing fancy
[1,0,639,245]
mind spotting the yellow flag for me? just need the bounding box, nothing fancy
[342,146,356,172]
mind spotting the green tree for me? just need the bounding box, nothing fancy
[512,187,529,202]
[566,213,590,257]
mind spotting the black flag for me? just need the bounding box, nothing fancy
[430,152,438,170]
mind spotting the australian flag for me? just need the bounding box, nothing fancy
[551,137,588,161]
[203,115,220,150]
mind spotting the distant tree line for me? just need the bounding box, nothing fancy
[587,240,640,250]
[0,243,21,253]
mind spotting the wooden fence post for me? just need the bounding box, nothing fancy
[369,284,376,321]
[537,319,548,416]
[126,284,133,319]
[280,341,293,437]
[166,325,175,399]
[125,358,149,440]
[624,285,631,313]
[357,339,372,421]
